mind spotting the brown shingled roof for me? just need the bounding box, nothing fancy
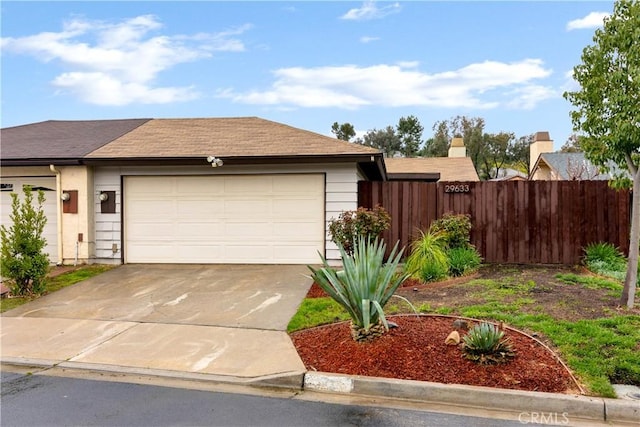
[1,119,151,160]
[86,117,379,158]
[384,157,480,182]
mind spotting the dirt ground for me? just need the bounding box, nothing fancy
[395,264,639,321]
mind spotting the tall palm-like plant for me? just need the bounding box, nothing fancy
[405,229,450,282]
[309,236,409,342]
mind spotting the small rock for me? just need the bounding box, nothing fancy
[445,330,460,345]
[388,321,399,329]
[413,287,418,292]
[452,319,469,331]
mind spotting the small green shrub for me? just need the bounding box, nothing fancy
[328,205,391,255]
[405,229,449,282]
[583,242,630,281]
[1,186,49,296]
[462,322,516,364]
[448,247,482,277]
[431,213,472,250]
[584,242,626,269]
[308,236,409,342]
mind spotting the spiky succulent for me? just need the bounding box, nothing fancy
[462,322,516,364]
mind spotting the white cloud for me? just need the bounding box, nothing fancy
[53,72,199,106]
[1,15,250,105]
[220,59,554,110]
[567,12,609,31]
[360,36,380,44]
[341,1,401,21]
[506,85,557,110]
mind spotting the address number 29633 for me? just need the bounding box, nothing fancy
[444,184,471,193]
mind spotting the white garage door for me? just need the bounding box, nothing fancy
[124,174,325,264]
[0,177,58,262]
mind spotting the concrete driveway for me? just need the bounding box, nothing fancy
[1,264,312,385]
[4,264,312,330]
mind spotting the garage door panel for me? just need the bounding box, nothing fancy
[224,199,270,215]
[125,244,175,262]
[274,245,321,262]
[273,223,321,239]
[176,200,220,216]
[177,179,224,194]
[177,245,223,261]
[224,222,271,238]
[125,174,324,264]
[129,200,175,216]
[273,174,321,191]
[224,176,272,193]
[177,223,223,238]
[273,199,322,216]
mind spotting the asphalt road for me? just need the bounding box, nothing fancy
[0,370,528,427]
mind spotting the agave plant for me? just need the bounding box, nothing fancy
[462,322,516,365]
[308,236,409,342]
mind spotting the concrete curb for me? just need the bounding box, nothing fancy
[304,372,640,425]
[1,358,305,390]
[3,357,637,425]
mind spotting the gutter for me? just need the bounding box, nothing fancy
[49,164,63,265]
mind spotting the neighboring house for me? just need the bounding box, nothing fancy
[384,157,480,182]
[530,152,623,181]
[490,168,528,181]
[1,117,385,265]
[528,131,627,181]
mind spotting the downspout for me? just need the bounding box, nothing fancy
[49,164,63,265]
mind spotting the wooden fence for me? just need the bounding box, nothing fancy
[358,180,631,265]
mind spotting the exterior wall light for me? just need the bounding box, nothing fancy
[206,156,224,167]
[99,192,109,202]
[61,192,71,201]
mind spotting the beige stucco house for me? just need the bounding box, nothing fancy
[1,118,385,265]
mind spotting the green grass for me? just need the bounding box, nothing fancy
[288,269,640,397]
[1,265,114,313]
[287,297,350,333]
[556,273,622,292]
[466,277,536,301]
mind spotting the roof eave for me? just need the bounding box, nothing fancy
[82,152,387,180]
[1,159,84,167]
[387,172,441,182]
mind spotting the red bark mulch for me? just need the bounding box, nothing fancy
[291,315,579,394]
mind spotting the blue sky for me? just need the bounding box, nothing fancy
[1,1,614,149]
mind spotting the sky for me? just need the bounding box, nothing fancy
[1,1,615,150]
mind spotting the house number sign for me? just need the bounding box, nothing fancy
[444,184,471,193]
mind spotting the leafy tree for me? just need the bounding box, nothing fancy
[331,122,356,141]
[356,126,401,157]
[479,132,516,180]
[563,0,639,308]
[451,116,486,173]
[0,186,49,296]
[396,115,424,157]
[509,134,533,175]
[560,134,583,153]
[429,115,486,168]
[421,120,450,157]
